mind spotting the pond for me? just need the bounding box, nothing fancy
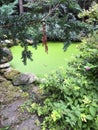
[10,42,80,77]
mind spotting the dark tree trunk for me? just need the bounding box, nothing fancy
[18,0,23,14]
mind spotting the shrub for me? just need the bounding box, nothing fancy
[28,31,98,130]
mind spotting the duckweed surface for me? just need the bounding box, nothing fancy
[10,42,79,77]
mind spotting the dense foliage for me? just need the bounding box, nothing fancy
[79,2,98,26]
[27,30,98,130]
[21,2,98,130]
[0,1,98,130]
[0,0,91,64]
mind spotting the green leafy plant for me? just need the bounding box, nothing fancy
[78,2,98,24]
[25,29,98,130]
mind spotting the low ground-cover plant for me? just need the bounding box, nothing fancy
[27,32,98,130]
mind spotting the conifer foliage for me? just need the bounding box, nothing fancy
[0,0,90,64]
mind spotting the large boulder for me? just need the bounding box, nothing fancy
[13,73,38,86]
[13,74,29,86]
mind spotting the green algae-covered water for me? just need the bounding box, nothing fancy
[10,42,79,77]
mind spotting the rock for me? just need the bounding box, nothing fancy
[4,69,20,80]
[26,39,33,45]
[5,39,13,44]
[1,99,41,130]
[0,67,12,74]
[25,73,39,84]
[0,80,27,104]
[0,80,12,88]
[30,85,43,101]
[1,100,25,126]
[13,74,29,86]
[0,80,14,104]
[13,73,38,86]
[0,76,6,82]
[0,63,10,69]
[14,115,41,130]
[0,95,4,103]
[0,115,4,128]
[3,39,14,47]
[0,47,13,64]
[0,66,41,130]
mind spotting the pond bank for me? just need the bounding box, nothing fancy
[0,63,41,130]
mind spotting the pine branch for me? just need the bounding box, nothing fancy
[42,2,61,21]
[0,1,61,28]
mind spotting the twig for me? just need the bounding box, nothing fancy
[42,2,61,21]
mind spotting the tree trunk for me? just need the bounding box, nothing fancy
[18,0,23,14]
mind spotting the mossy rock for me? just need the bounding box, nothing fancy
[4,69,20,80]
[0,80,29,104]
[0,75,6,82]
[0,68,7,74]
[0,80,12,88]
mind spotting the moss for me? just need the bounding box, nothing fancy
[4,69,20,80]
[0,80,12,88]
[21,92,29,98]
[0,80,29,104]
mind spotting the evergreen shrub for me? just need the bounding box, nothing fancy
[29,32,98,130]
